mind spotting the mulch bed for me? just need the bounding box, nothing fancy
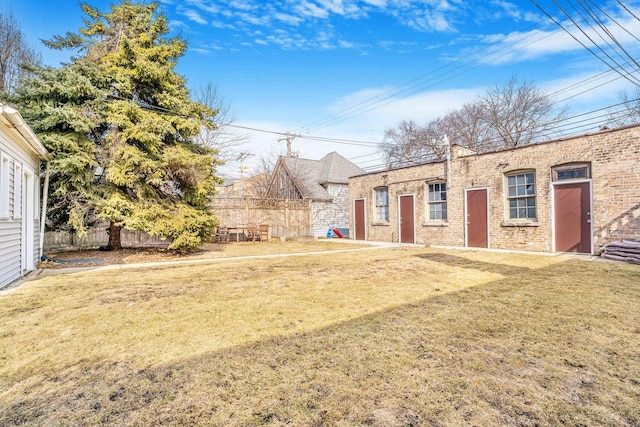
[39,246,211,269]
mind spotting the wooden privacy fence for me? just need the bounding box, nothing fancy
[44,198,313,250]
[44,221,170,251]
[210,197,313,239]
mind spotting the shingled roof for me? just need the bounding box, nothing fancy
[277,152,364,200]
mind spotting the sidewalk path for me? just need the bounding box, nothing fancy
[1,240,405,294]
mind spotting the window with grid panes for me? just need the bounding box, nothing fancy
[507,172,536,220]
[375,187,389,221]
[428,182,447,220]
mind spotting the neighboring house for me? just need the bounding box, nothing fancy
[269,152,365,237]
[349,123,640,254]
[0,104,51,288]
[215,173,270,198]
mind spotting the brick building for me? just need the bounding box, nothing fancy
[348,123,640,254]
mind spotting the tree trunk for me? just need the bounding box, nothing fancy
[108,221,123,250]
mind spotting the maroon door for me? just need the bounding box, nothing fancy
[354,199,366,240]
[466,189,488,248]
[554,182,591,253]
[399,195,415,243]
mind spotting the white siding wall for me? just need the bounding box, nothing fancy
[0,221,21,287]
[0,127,42,288]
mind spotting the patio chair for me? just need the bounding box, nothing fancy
[245,224,259,241]
[257,224,269,241]
[215,226,230,243]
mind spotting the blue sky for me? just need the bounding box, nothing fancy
[3,0,640,179]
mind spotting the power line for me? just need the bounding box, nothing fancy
[298,21,561,133]
[301,0,636,134]
[225,124,381,147]
[530,0,640,86]
[617,0,640,23]
[574,0,640,74]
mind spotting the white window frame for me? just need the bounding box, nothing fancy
[505,171,537,221]
[374,186,389,222]
[0,153,10,218]
[13,162,22,219]
[34,171,40,220]
[426,182,447,222]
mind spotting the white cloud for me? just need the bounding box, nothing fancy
[238,12,269,26]
[295,1,330,19]
[184,0,220,14]
[475,11,640,65]
[210,20,237,30]
[190,47,212,55]
[168,19,189,30]
[408,9,454,32]
[338,39,355,48]
[275,13,304,25]
[545,71,634,109]
[229,0,256,12]
[264,31,315,50]
[362,0,387,7]
[489,0,522,20]
[178,7,208,25]
[329,86,481,127]
[317,0,345,15]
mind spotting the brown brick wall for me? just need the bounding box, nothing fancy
[349,124,640,253]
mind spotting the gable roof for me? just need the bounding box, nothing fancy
[274,152,364,200]
[317,151,365,184]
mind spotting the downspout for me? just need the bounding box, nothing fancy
[39,160,50,259]
[445,135,451,189]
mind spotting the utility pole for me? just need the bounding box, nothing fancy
[236,152,254,180]
[278,131,296,157]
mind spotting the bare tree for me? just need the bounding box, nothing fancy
[381,120,447,168]
[0,11,41,94]
[380,77,568,167]
[249,151,280,199]
[422,117,450,159]
[193,82,248,163]
[444,102,495,151]
[607,86,640,128]
[479,76,569,148]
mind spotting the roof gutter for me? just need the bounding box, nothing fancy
[0,104,51,160]
[39,160,51,259]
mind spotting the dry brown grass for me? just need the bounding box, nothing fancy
[42,239,371,268]
[1,243,639,426]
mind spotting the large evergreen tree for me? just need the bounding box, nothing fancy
[9,1,222,252]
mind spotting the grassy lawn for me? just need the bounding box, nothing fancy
[1,243,639,426]
[43,239,374,267]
